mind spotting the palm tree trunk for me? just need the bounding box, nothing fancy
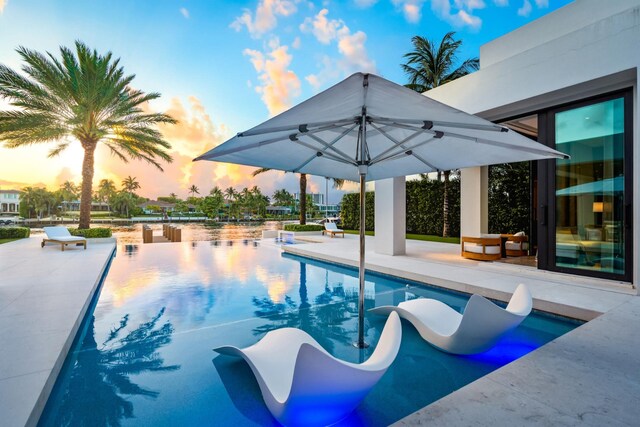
[443,170,450,238]
[79,142,97,229]
[299,173,307,225]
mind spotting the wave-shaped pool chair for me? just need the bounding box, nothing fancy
[214,311,402,427]
[370,284,532,355]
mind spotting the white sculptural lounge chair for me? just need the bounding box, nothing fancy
[42,226,87,251]
[214,311,401,427]
[370,284,532,355]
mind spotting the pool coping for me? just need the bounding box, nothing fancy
[0,237,116,427]
[280,236,640,425]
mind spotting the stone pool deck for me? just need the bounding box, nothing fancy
[1,234,637,426]
[0,236,116,427]
[282,234,640,426]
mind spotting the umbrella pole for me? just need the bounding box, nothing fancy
[354,172,369,349]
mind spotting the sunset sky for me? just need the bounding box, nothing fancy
[0,0,570,201]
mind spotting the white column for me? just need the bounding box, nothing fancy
[460,166,489,237]
[375,177,406,255]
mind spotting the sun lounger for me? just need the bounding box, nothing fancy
[214,311,402,426]
[370,284,532,355]
[323,222,345,238]
[42,226,87,251]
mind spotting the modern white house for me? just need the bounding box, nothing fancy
[0,189,21,215]
[375,0,639,289]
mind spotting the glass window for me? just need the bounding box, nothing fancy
[555,98,625,275]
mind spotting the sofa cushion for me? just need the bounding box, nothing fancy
[480,234,501,239]
[514,231,525,237]
[505,242,529,251]
[464,243,501,255]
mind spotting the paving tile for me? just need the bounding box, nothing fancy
[0,370,52,427]
[0,331,70,380]
[393,377,581,426]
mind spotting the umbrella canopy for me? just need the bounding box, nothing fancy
[195,72,568,348]
[195,73,567,180]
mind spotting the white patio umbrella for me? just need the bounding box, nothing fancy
[195,73,568,348]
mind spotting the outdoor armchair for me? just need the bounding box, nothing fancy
[461,235,501,261]
[42,226,87,251]
[214,311,402,426]
[505,232,529,256]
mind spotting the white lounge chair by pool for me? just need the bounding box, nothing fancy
[42,226,87,251]
[214,311,402,427]
[323,222,344,238]
[370,284,532,355]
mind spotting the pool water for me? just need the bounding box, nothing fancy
[39,242,579,426]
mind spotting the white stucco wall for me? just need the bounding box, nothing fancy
[426,0,640,288]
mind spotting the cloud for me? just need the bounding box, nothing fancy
[535,0,548,7]
[300,8,343,44]
[0,0,7,14]
[493,0,508,5]
[244,39,301,116]
[301,9,375,90]
[354,0,378,6]
[391,0,427,23]
[517,0,532,16]
[454,0,485,10]
[429,0,484,29]
[230,0,297,38]
[292,36,301,49]
[180,7,189,19]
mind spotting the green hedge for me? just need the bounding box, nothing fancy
[340,178,461,236]
[0,227,30,239]
[340,192,375,231]
[68,228,113,238]
[283,224,323,232]
[488,162,530,236]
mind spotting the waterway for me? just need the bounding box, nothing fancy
[27,221,284,244]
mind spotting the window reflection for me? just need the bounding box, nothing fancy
[555,98,625,275]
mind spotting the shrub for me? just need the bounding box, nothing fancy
[68,228,112,238]
[0,227,30,238]
[283,224,323,232]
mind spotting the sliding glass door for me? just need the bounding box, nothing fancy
[539,91,633,281]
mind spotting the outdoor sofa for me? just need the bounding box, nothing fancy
[461,235,501,261]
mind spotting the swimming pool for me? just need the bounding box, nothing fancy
[39,241,579,426]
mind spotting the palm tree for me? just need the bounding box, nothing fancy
[122,176,141,194]
[254,169,347,224]
[188,185,199,197]
[0,41,175,229]
[402,31,478,237]
[223,186,237,219]
[97,179,116,204]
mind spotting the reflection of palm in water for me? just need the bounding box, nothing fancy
[252,262,372,355]
[49,308,179,427]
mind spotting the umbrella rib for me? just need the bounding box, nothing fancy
[292,123,358,172]
[305,132,358,164]
[292,137,357,167]
[197,123,351,160]
[371,123,440,170]
[369,135,437,166]
[368,125,432,164]
[436,128,569,159]
[369,115,506,133]
[238,118,357,137]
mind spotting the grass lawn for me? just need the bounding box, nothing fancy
[343,230,460,244]
[0,238,21,245]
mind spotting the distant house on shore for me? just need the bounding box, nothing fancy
[0,189,21,216]
[138,200,197,214]
[60,200,111,212]
[266,206,292,216]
